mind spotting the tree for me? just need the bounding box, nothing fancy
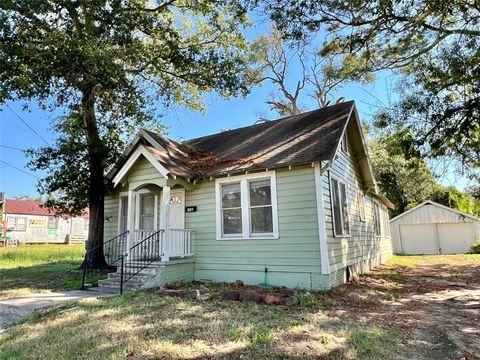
[1,0,252,268]
[367,126,437,217]
[248,29,373,117]
[431,186,480,217]
[260,0,480,174]
[368,125,480,217]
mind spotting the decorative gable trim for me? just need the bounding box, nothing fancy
[112,145,169,187]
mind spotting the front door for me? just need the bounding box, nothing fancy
[168,189,185,229]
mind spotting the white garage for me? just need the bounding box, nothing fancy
[391,201,480,254]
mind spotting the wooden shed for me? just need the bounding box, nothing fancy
[390,201,480,254]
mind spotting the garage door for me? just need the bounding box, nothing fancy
[437,223,475,254]
[399,224,439,254]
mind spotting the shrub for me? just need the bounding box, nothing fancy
[470,242,480,254]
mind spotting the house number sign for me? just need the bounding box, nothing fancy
[185,206,197,213]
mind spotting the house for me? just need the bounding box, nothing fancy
[3,199,89,244]
[390,200,480,254]
[102,101,393,291]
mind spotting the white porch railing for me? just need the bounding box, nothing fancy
[165,229,194,258]
[132,228,193,260]
[134,230,157,245]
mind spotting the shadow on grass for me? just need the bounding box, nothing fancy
[0,289,403,360]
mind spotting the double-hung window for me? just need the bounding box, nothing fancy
[48,216,59,229]
[119,195,128,233]
[221,182,242,236]
[7,216,27,231]
[331,178,350,236]
[140,193,155,230]
[382,207,390,237]
[357,191,366,222]
[216,172,278,240]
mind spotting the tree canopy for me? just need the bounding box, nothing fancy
[260,0,480,176]
[0,0,254,266]
[248,29,374,117]
[367,126,480,217]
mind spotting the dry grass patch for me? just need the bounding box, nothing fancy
[0,289,402,359]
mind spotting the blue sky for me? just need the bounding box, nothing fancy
[0,19,471,198]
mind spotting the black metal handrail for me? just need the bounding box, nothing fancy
[119,229,164,294]
[81,230,129,290]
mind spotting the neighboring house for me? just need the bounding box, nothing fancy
[104,101,393,290]
[4,199,89,244]
[390,200,480,254]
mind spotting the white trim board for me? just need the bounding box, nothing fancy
[390,200,480,223]
[113,145,170,187]
[215,171,279,240]
[314,162,330,275]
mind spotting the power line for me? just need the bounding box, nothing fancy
[4,104,50,146]
[0,160,39,178]
[0,145,26,152]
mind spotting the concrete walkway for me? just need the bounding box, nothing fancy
[0,289,114,331]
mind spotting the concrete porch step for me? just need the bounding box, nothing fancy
[97,278,144,291]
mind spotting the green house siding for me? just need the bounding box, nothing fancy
[160,260,195,285]
[104,194,119,242]
[323,133,393,287]
[186,167,325,290]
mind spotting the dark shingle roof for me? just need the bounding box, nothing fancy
[144,101,354,177]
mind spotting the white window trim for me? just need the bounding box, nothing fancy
[358,190,366,222]
[7,216,27,232]
[330,176,351,238]
[136,190,156,231]
[117,191,129,235]
[215,171,279,240]
[373,200,382,238]
[382,206,391,238]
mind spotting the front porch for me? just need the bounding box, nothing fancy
[109,147,195,263]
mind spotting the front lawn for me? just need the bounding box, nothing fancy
[1,254,479,359]
[0,244,87,299]
[0,289,401,360]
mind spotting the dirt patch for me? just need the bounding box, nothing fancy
[330,257,480,359]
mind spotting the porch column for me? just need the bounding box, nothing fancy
[160,185,170,261]
[126,190,135,253]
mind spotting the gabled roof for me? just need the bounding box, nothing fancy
[390,200,479,222]
[185,101,355,175]
[4,199,89,218]
[108,101,356,180]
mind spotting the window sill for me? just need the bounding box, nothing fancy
[333,234,351,238]
[217,235,279,241]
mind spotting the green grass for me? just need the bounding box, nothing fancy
[0,244,92,299]
[388,254,480,268]
[0,289,402,359]
[0,244,85,268]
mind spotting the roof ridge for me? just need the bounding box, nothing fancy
[184,101,354,143]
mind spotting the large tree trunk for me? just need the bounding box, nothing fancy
[81,87,109,269]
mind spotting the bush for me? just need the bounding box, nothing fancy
[470,242,480,254]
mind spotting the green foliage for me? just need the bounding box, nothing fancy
[262,0,480,175]
[431,186,480,217]
[368,127,436,217]
[470,243,480,254]
[0,0,254,218]
[368,126,480,217]
[296,291,317,308]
